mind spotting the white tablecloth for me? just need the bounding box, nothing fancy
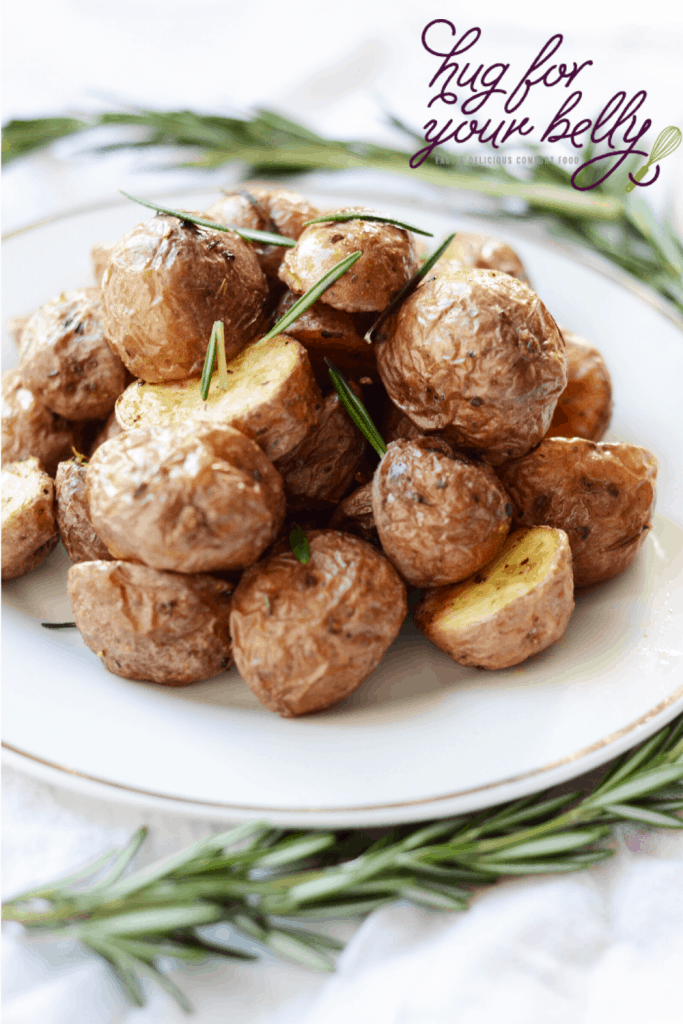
[3,3,683,1020]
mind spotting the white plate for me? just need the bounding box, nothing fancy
[3,186,683,827]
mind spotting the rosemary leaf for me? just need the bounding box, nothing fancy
[325,360,387,458]
[289,523,310,565]
[40,621,76,629]
[199,322,219,401]
[303,212,434,237]
[259,250,362,344]
[119,190,296,247]
[364,232,456,343]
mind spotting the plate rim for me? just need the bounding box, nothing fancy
[3,185,682,825]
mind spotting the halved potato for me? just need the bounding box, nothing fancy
[414,526,574,669]
[115,334,322,461]
[1,457,59,580]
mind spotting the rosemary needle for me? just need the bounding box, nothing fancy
[303,212,433,237]
[325,360,387,458]
[289,523,310,564]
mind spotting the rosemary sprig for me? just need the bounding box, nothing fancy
[303,212,433,237]
[40,622,76,629]
[119,190,296,247]
[4,714,682,1011]
[258,251,362,344]
[325,359,387,457]
[364,231,456,343]
[4,109,681,313]
[200,320,230,401]
[289,523,310,564]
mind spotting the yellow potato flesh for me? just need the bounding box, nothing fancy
[435,528,561,630]
[117,336,299,429]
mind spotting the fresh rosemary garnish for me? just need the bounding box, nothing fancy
[364,232,456,344]
[289,523,310,564]
[4,109,681,312]
[199,322,218,401]
[4,714,682,1011]
[40,622,76,629]
[258,251,362,344]
[325,359,387,458]
[303,212,433,237]
[119,190,296,247]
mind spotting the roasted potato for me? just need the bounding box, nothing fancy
[115,334,322,462]
[1,457,59,580]
[91,242,116,286]
[371,436,511,587]
[55,457,113,563]
[101,215,268,382]
[435,232,529,283]
[383,403,423,443]
[546,329,612,441]
[204,185,319,281]
[414,526,574,669]
[279,208,419,312]
[274,391,366,511]
[2,368,84,476]
[8,314,31,351]
[68,560,234,684]
[375,268,566,465]
[230,530,407,716]
[328,482,378,546]
[271,290,377,384]
[87,424,285,574]
[18,288,128,421]
[497,438,657,587]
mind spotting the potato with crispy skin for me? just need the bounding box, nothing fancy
[375,268,566,465]
[1,458,59,580]
[383,403,423,443]
[2,369,84,476]
[230,530,407,716]
[88,410,123,456]
[55,458,113,564]
[68,560,234,684]
[101,215,268,382]
[497,438,657,587]
[329,482,378,546]
[87,424,285,573]
[546,329,612,441]
[271,290,377,385]
[279,208,419,313]
[435,232,529,283]
[91,242,116,286]
[414,527,574,669]
[204,185,319,281]
[274,391,366,511]
[18,288,127,421]
[115,334,322,462]
[372,436,512,587]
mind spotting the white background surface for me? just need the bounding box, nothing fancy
[3,1,683,1021]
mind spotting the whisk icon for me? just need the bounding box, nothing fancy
[625,126,682,192]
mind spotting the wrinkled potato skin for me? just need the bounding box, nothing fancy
[271,291,377,384]
[230,530,407,717]
[204,185,319,281]
[18,289,127,421]
[55,459,113,563]
[546,330,612,441]
[376,269,566,465]
[1,458,59,580]
[101,216,268,382]
[436,232,529,283]
[2,369,84,476]
[115,335,322,463]
[87,424,285,573]
[329,482,378,545]
[274,391,366,511]
[279,208,419,312]
[414,527,574,669]
[372,437,512,587]
[68,560,234,685]
[497,438,657,587]
[88,410,123,457]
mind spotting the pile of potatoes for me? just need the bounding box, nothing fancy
[2,186,657,717]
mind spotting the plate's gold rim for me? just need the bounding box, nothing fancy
[3,186,683,816]
[4,683,683,813]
